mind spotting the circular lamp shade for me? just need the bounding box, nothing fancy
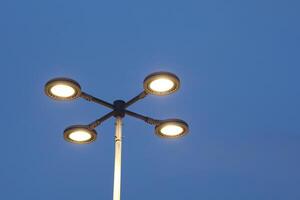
[143,72,180,96]
[45,78,81,100]
[155,119,189,138]
[64,125,97,144]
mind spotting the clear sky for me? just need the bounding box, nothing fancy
[0,0,299,199]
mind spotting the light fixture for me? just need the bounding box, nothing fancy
[155,119,189,138]
[143,72,180,96]
[45,71,188,200]
[45,78,81,100]
[64,125,97,144]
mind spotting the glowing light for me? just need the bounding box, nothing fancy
[160,124,184,136]
[68,130,92,142]
[50,84,76,98]
[149,78,175,93]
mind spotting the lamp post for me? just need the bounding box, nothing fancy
[45,71,189,200]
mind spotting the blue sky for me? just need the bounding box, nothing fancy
[0,0,299,199]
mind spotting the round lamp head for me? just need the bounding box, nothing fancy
[143,72,180,96]
[155,119,189,138]
[64,125,97,144]
[45,78,81,100]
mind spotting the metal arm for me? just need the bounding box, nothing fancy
[80,92,115,109]
[125,110,160,125]
[124,91,148,108]
[88,111,116,129]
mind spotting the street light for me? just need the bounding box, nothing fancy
[143,71,180,95]
[64,125,97,144]
[45,71,189,200]
[45,78,81,100]
[155,119,189,138]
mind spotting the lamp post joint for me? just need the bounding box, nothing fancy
[113,100,126,118]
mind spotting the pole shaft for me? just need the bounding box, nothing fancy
[113,117,122,200]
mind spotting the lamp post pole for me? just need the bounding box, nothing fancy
[113,116,123,200]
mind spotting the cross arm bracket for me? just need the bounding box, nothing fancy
[88,111,116,129]
[80,92,115,109]
[124,110,160,125]
[124,91,148,108]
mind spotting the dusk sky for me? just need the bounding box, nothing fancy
[0,0,300,199]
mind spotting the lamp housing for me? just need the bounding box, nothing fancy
[45,78,81,100]
[155,119,189,138]
[143,72,180,96]
[64,125,97,144]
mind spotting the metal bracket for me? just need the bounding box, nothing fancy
[124,110,160,125]
[88,111,116,129]
[85,90,161,128]
[80,92,115,109]
[124,91,148,108]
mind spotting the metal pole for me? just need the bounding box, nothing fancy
[113,117,122,200]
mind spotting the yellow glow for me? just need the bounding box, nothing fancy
[68,130,92,142]
[160,124,184,136]
[50,84,76,98]
[149,78,175,92]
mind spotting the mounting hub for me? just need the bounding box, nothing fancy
[113,100,126,118]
